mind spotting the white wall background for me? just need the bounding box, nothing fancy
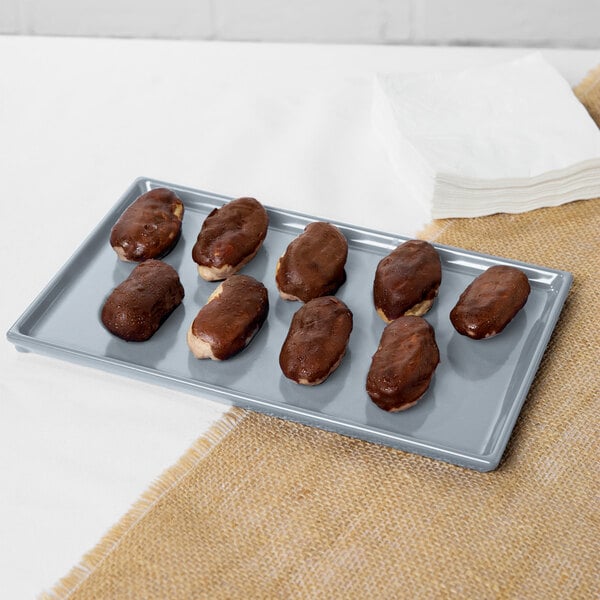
[1,0,599,47]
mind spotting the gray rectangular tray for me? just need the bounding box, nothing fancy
[7,177,572,471]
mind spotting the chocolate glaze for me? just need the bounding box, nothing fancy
[450,265,530,339]
[366,316,439,412]
[191,197,268,274]
[101,260,184,341]
[279,296,353,385]
[110,188,184,261]
[373,239,441,322]
[189,274,269,360]
[276,222,348,303]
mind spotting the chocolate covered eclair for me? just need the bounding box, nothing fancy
[279,296,353,385]
[374,239,441,323]
[101,259,185,341]
[450,265,530,339]
[110,188,184,262]
[187,274,269,360]
[276,222,348,302]
[192,197,269,281]
[366,316,439,412]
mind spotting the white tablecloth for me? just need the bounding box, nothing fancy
[1,35,598,598]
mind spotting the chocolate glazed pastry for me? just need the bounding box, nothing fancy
[101,259,185,342]
[367,316,439,412]
[192,197,269,281]
[374,239,441,323]
[279,296,353,385]
[450,265,530,339]
[187,274,269,360]
[110,188,184,261]
[275,222,348,302]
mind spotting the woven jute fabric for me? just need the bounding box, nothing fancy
[46,73,600,600]
[575,63,600,126]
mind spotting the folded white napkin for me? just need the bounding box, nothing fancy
[372,52,600,218]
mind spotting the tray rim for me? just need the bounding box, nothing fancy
[6,176,573,472]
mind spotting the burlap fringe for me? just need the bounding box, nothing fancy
[41,407,249,600]
[417,218,457,243]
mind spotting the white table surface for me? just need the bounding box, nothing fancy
[2,35,599,598]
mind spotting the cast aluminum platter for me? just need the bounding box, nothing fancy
[7,177,572,471]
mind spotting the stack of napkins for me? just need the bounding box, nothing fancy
[372,53,600,218]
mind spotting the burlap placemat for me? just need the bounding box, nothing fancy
[575,63,600,125]
[46,71,600,600]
